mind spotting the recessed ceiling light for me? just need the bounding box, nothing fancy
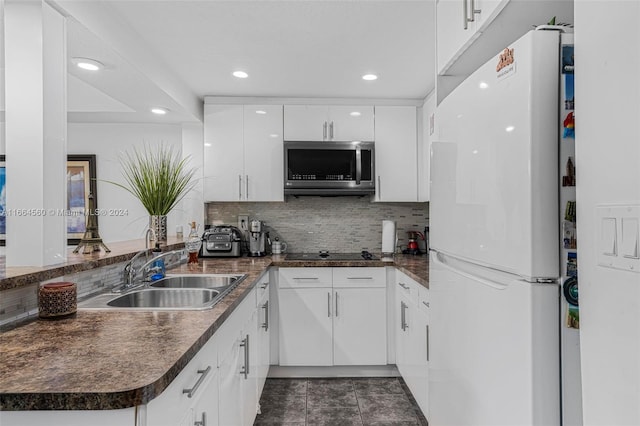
[233,71,249,78]
[269,134,279,138]
[256,110,267,115]
[350,111,361,117]
[151,107,169,115]
[204,143,212,147]
[505,126,515,132]
[479,82,489,89]
[72,57,104,71]
[362,74,378,81]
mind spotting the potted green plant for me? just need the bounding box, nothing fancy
[109,143,197,241]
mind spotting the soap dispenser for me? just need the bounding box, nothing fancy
[149,243,165,281]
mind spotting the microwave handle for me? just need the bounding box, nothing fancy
[355,145,362,185]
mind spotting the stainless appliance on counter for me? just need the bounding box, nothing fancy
[248,220,267,257]
[200,225,242,257]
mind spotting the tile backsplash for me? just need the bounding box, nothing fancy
[206,197,429,253]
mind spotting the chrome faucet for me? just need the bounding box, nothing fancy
[145,228,156,250]
[118,249,186,292]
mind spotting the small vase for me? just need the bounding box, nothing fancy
[150,215,168,241]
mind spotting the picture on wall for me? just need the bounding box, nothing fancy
[0,154,97,246]
[67,155,98,245]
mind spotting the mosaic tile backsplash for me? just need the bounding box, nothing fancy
[206,197,429,254]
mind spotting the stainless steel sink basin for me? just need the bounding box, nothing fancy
[78,274,247,310]
[107,288,220,309]
[150,274,244,289]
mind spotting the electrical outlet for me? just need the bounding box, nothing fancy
[237,215,249,231]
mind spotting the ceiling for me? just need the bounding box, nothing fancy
[55,0,435,124]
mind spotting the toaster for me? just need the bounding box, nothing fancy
[200,225,243,257]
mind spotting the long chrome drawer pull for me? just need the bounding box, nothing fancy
[398,283,410,290]
[426,325,430,362]
[422,301,430,308]
[262,300,269,330]
[183,366,212,398]
[293,277,319,280]
[240,335,249,379]
[347,277,374,280]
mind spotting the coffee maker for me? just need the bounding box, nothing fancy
[248,220,267,257]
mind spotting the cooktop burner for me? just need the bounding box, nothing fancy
[286,251,378,261]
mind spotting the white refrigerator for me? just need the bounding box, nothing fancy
[429,29,581,425]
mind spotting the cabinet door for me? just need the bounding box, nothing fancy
[242,309,260,425]
[243,105,284,201]
[411,307,430,420]
[374,106,418,201]
[203,104,244,201]
[190,369,220,426]
[328,106,375,141]
[257,288,270,397]
[333,287,387,365]
[279,288,333,366]
[218,334,244,426]
[284,105,329,141]
[436,0,478,74]
[395,289,412,378]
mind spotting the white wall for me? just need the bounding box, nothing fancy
[575,2,640,425]
[67,123,183,243]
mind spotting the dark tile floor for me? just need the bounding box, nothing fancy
[253,377,428,425]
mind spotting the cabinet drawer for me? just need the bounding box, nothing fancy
[279,267,332,288]
[255,272,270,306]
[418,286,430,312]
[333,267,386,288]
[146,333,218,426]
[395,270,419,298]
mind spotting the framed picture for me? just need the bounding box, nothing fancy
[0,154,97,246]
[66,155,97,245]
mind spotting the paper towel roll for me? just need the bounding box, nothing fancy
[382,220,396,254]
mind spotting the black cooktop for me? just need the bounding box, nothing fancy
[286,251,378,261]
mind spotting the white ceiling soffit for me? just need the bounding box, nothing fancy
[58,0,435,105]
[67,74,134,113]
[56,0,203,123]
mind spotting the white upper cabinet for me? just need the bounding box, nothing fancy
[243,105,285,201]
[437,0,508,74]
[284,105,374,141]
[374,106,418,202]
[436,0,573,102]
[204,104,284,202]
[203,104,244,202]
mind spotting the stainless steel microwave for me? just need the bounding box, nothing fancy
[284,141,375,195]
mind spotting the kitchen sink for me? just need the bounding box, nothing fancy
[107,288,220,309]
[78,274,247,310]
[150,274,245,289]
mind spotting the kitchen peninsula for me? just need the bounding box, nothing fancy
[0,242,427,418]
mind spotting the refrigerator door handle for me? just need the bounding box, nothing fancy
[431,251,508,290]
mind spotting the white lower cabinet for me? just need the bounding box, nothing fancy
[278,267,387,366]
[189,368,220,426]
[279,286,334,366]
[395,269,429,419]
[256,278,271,398]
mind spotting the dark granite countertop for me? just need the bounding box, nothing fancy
[0,254,428,411]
